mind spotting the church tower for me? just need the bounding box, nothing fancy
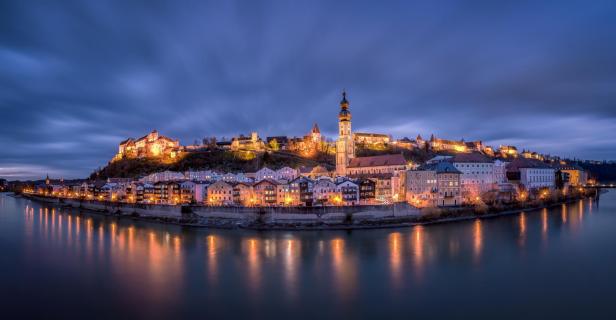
[336,91,354,176]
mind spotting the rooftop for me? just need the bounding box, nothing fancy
[348,154,406,168]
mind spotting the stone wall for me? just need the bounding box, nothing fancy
[24,194,422,226]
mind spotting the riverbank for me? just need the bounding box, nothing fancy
[17,190,602,230]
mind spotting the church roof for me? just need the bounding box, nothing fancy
[348,154,406,168]
[447,153,493,163]
[506,158,552,172]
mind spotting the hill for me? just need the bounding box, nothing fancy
[91,146,437,180]
[91,150,335,179]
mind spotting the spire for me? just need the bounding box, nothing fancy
[340,90,349,107]
[338,90,351,121]
[311,123,320,134]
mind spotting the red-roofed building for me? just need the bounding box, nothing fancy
[346,154,408,176]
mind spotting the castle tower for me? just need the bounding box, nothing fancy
[336,91,354,176]
[310,123,321,143]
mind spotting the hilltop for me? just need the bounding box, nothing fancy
[91,150,334,179]
[90,146,436,180]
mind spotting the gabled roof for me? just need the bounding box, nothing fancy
[448,153,493,163]
[418,161,462,174]
[348,154,406,168]
[254,178,279,186]
[297,166,313,174]
[506,158,553,172]
[289,176,314,184]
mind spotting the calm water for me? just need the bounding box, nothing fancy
[1,192,616,319]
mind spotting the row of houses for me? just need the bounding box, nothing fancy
[405,154,588,207]
[36,176,384,207]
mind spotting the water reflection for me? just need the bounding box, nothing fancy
[473,219,483,263]
[411,226,425,277]
[7,193,606,318]
[518,212,527,247]
[388,232,402,286]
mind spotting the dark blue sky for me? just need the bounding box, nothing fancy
[1,0,616,180]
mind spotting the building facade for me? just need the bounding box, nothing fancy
[335,91,355,176]
[406,162,462,207]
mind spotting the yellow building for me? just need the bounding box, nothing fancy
[231,132,265,152]
[499,145,518,158]
[354,132,391,145]
[115,130,180,161]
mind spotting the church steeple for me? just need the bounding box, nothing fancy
[336,90,354,176]
[338,90,351,122]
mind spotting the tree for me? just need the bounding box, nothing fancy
[269,138,280,151]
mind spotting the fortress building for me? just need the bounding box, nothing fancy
[115,130,180,161]
[336,91,355,176]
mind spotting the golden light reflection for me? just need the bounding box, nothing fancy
[388,232,402,286]
[411,226,424,273]
[518,212,527,247]
[473,219,483,262]
[244,237,261,293]
[207,235,218,284]
[541,208,548,239]
[283,238,300,300]
[330,238,355,298]
[578,200,584,223]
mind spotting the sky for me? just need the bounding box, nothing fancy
[1,0,616,180]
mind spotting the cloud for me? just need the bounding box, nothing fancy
[1,0,616,179]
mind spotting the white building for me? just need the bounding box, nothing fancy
[185,170,222,181]
[141,170,185,183]
[335,179,360,205]
[493,159,508,184]
[448,153,495,198]
[313,178,338,204]
[507,158,556,191]
[275,167,298,181]
[255,167,276,181]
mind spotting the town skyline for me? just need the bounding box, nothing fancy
[2,0,616,180]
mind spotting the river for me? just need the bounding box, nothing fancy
[1,191,615,319]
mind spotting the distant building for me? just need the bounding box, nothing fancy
[115,130,180,161]
[357,178,376,204]
[289,176,314,206]
[253,179,279,206]
[555,163,587,187]
[141,171,185,183]
[499,145,518,158]
[506,158,555,191]
[266,136,289,150]
[288,123,325,156]
[207,180,234,205]
[346,154,407,176]
[231,132,265,152]
[232,182,255,206]
[448,153,496,199]
[353,132,391,145]
[255,167,276,181]
[336,179,360,205]
[406,161,462,207]
[430,135,465,152]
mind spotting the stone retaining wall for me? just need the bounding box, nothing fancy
[24,194,422,225]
